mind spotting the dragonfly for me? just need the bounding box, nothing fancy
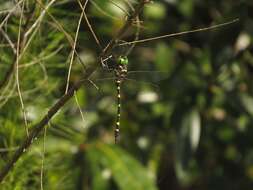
[93,42,167,143]
[93,19,239,143]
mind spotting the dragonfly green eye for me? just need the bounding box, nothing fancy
[117,56,128,65]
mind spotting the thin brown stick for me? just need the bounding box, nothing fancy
[0,0,24,30]
[0,28,16,54]
[25,0,57,38]
[0,62,16,90]
[16,1,29,136]
[65,0,89,94]
[0,76,16,109]
[77,0,102,50]
[18,46,63,68]
[119,18,239,45]
[123,0,140,56]
[74,91,86,128]
[40,123,48,190]
[90,0,120,21]
[109,0,130,16]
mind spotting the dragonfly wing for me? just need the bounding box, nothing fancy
[126,71,169,82]
[87,68,116,89]
[89,68,114,79]
[111,41,132,57]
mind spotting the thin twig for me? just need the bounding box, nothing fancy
[123,0,140,56]
[25,0,57,38]
[16,1,29,136]
[65,0,88,94]
[0,61,16,91]
[0,44,12,47]
[40,123,48,190]
[0,82,48,106]
[18,46,63,68]
[74,91,86,128]
[119,18,240,45]
[77,0,102,50]
[109,0,130,16]
[0,75,16,109]
[0,28,16,54]
[0,0,24,30]
[90,0,120,21]
[0,147,19,152]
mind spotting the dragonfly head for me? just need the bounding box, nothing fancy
[117,56,128,65]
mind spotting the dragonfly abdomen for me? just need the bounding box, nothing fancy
[115,79,121,143]
[114,64,127,143]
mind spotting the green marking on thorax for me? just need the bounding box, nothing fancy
[117,56,128,65]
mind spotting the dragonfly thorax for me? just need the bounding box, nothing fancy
[113,55,128,81]
[114,64,128,81]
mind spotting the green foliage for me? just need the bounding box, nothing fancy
[87,143,157,190]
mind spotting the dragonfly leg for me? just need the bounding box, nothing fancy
[100,55,113,69]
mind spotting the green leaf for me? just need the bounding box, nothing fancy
[174,108,201,185]
[240,93,253,116]
[87,143,158,190]
[88,149,110,190]
[155,43,173,72]
[179,108,201,152]
[144,2,166,20]
[189,110,201,151]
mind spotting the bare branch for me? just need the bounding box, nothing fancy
[119,18,240,45]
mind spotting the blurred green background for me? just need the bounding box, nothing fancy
[0,0,252,189]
